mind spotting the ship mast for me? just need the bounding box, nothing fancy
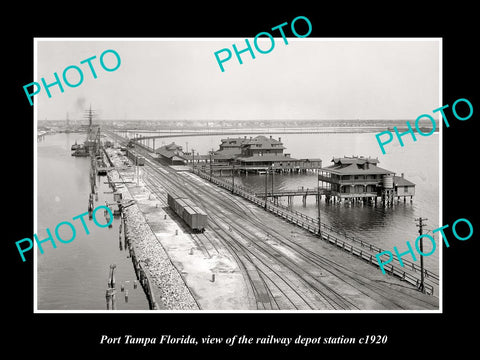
[83,105,99,155]
[84,104,96,133]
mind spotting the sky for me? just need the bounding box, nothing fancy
[35,38,440,122]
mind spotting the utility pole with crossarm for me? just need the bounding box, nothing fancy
[415,217,427,293]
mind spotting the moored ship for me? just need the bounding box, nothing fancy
[71,144,89,157]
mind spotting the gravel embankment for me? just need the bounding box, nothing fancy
[106,148,199,310]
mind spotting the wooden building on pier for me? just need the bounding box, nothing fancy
[393,174,416,197]
[235,155,322,173]
[155,142,186,165]
[155,135,322,174]
[318,156,415,205]
[232,135,321,173]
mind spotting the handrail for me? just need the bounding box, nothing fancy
[262,186,438,281]
[192,168,438,291]
[254,189,320,197]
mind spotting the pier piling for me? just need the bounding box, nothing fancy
[106,264,117,310]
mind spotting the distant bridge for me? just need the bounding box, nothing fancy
[118,128,383,142]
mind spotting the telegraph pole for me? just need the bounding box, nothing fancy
[231,163,235,194]
[415,217,427,293]
[271,164,274,197]
[264,167,269,210]
[317,169,322,238]
[210,149,213,180]
[192,149,195,173]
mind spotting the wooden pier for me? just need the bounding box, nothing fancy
[255,188,322,205]
[193,167,437,295]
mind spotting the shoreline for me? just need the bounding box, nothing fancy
[106,151,200,310]
[103,143,438,311]
[105,147,252,310]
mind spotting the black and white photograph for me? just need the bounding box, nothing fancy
[7,6,478,356]
[34,38,441,312]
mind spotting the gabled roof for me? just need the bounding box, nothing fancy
[241,135,285,150]
[332,156,379,165]
[220,137,246,146]
[156,149,178,159]
[164,142,182,151]
[321,156,393,175]
[171,156,185,162]
[322,163,393,175]
[394,176,415,186]
[155,142,184,158]
[155,142,182,152]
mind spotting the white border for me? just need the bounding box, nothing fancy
[33,37,443,314]
[438,39,443,313]
[33,40,38,312]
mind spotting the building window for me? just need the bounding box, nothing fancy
[404,186,409,193]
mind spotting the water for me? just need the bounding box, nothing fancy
[37,130,439,310]
[36,133,149,310]
[145,131,440,271]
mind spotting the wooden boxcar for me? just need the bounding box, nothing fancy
[167,193,207,232]
[126,149,145,166]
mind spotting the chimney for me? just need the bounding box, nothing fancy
[278,137,281,142]
[270,135,272,139]
[401,173,404,178]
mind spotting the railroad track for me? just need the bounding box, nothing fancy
[106,132,437,310]
[109,143,338,310]
[137,153,362,310]
[118,152,272,310]
[143,168,291,309]
[178,172,360,309]
[184,171,436,308]
[191,173,436,309]
[196,169,439,286]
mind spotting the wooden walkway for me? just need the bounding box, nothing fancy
[193,168,438,296]
[255,188,321,198]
